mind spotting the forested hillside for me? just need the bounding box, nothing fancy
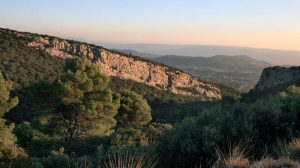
[0,28,231,100]
[0,34,237,123]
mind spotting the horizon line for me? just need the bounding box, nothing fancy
[2,26,300,53]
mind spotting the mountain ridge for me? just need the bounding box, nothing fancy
[0,28,223,99]
[155,55,270,68]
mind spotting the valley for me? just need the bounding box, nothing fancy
[153,55,271,92]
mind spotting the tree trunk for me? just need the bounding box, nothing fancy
[65,114,79,142]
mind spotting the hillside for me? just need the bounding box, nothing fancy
[0,34,65,89]
[154,55,271,92]
[0,28,239,124]
[0,31,204,123]
[0,28,225,100]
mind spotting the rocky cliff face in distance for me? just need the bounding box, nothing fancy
[0,28,222,99]
[254,66,300,91]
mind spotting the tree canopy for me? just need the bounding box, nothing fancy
[116,90,152,128]
[51,58,120,142]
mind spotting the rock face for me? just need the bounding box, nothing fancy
[255,66,300,91]
[0,28,222,99]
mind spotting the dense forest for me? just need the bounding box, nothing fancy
[1,33,300,168]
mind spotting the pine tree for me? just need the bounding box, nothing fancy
[52,58,120,142]
[116,90,152,128]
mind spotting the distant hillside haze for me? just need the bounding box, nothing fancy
[113,49,159,58]
[99,43,300,65]
[153,55,272,92]
[155,55,270,70]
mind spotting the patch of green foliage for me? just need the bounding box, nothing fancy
[116,90,152,128]
[1,58,168,159]
[43,57,121,142]
[157,86,300,168]
[0,33,66,122]
[0,72,25,161]
[110,77,221,123]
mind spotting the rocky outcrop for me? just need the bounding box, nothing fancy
[255,66,300,91]
[0,28,222,99]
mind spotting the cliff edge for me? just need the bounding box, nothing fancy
[254,66,300,91]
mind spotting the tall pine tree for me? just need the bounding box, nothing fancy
[52,58,120,142]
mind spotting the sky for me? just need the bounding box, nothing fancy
[0,0,300,51]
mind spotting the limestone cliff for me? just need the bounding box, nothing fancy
[0,28,222,99]
[255,66,300,91]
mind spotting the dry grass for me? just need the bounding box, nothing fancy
[65,139,300,168]
[212,156,300,168]
[251,157,300,168]
[68,156,91,168]
[100,152,158,168]
[288,138,300,161]
[213,145,250,168]
[210,140,300,168]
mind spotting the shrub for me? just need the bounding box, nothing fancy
[157,93,300,168]
[157,102,255,168]
[251,157,300,168]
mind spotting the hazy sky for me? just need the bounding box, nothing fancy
[1,0,300,51]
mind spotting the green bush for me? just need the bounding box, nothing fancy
[157,92,300,168]
[157,103,254,168]
[116,90,152,128]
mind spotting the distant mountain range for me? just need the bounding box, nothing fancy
[112,49,159,58]
[98,43,300,65]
